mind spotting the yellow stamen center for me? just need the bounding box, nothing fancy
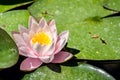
[32,31,51,45]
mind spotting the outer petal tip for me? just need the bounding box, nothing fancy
[64,53,73,61]
[18,25,28,34]
[39,17,48,28]
[29,16,36,22]
[48,19,55,26]
[59,30,69,42]
[63,30,69,38]
[28,16,38,29]
[49,19,57,32]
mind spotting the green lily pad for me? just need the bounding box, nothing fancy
[0,10,30,36]
[0,0,33,12]
[28,0,120,60]
[22,63,115,80]
[28,0,112,22]
[75,17,120,60]
[103,0,120,11]
[0,28,18,69]
[0,10,30,68]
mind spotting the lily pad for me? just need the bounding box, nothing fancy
[0,10,30,36]
[103,0,120,11]
[22,63,115,80]
[28,0,120,60]
[0,10,30,68]
[0,28,18,69]
[0,0,33,12]
[75,17,120,60]
[28,0,112,22]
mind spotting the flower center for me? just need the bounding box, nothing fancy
[32,31,51,45]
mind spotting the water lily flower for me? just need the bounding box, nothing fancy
[12,16,73,71]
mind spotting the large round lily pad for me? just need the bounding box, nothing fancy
[22,63,115,80]
[28,0,120,60]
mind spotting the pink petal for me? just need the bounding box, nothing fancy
[29,30,35,38]
[19,46,37,58]
[32,42,55,56]
[54,31,69,54]
[22,33,30,45]
[49,19,57,33]
[52,51,73,63]
[12,32,37,58]
[12,32,27,47]
[30,21,39,33]
[28,16,38,29]
[49,20,57,42]
[18,25,28,35]
[39,17,48,29]
[20,58,43,71]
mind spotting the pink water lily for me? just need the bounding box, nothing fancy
[12,16,73,71]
